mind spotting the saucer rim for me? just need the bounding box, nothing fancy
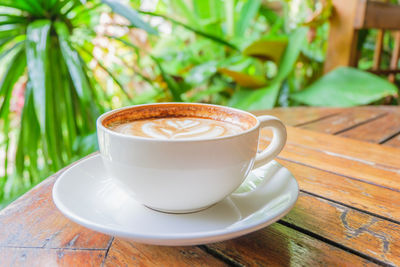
[52,154,299,245]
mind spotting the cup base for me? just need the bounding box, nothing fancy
[144,204,215,214]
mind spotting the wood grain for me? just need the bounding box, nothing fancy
[339,113,400,143]
[251,107,340,126]
[278,159,400,221]
[205,223,377,267]
[1,107,400,266]
[104,239,227,267]
[0,247,105,267]
[384,133,400,148]
[262,141,400,191]
[300,108,386,134]
[0,174,111,249]
[261,126,400,170]
[283,194,400,266]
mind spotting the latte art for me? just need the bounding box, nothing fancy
[110,117,245,139]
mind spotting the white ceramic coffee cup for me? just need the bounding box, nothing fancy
[97,103,286,213]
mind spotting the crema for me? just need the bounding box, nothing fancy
[110,117,245,140]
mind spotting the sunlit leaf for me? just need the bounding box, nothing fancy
[243,38,288,63]
[77,44,131,99]
[228,82,280,110]
[0,47,25,116]
[0,15,27,26]
[235,0,261,37]
[218,67,267,88]
[230,28,307,110]
[15,83,39,181]
[0,0,41,14]
[26,19,51,130]
[102,0,158,35]
[55,21,92,103]
[171,0,200,28]
[152,56,183,102]
[186,60,218,85]
[0,49,26,190]
[291,67,398,107]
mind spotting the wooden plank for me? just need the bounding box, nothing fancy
[278,159,400,221]
[276,142,400,191]
[300,107,387,134]
[372,30,384,70]
[355,1,400,30]
[339,113,400,143]
[0,247,105,267]
[324,0,362,72]
[384,133,400,148]
[389,32,400,82]
[104,239,228,266]
[251,107,341,126]
[206,223,377,267]
[0,174,112,249]
[369,69,400,75]
[261,126,400,172]
[282,194,400,266]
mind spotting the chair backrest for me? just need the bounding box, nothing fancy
[324,0,400,82]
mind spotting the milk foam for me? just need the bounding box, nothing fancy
[111,117,245,139]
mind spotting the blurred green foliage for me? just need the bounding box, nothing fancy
[0,0,156,207]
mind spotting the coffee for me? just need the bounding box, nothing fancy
[109,117,246,140]
[98,103,287,212]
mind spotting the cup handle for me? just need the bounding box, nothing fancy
[253,116,287,169]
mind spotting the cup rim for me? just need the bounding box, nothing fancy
[97,103,261,142]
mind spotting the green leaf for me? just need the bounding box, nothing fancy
[77,44,131,99]
[259,5,280,24]
[152,56,183,102]
[224,0,234,36]
[186,60,218,85]
[73,132,98,159]
[15,82,40,181]
[0,48,26,189]
[235,0,261,37]
[26,19,51,130]
[229,82,280,110]
[54,21,91,104]
[0,47,25,116]
[102,0,158,35]
[291,67,398,107]
[0,40,24,64]
[0,1,40,14]
[274,27,307,82]
[243,38,288,63]
[26,20,64,170]
[171,0,200,28]
[23,0,45,16]
[193,0,224,34]
[0,15,27,26]
[229,28,307,110]
[218,67,267,88]
[188,84,225,102]
[49,44,68,164]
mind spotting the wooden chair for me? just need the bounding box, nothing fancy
[324,0,400,82]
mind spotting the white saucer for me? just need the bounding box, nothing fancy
[52,154,299,246]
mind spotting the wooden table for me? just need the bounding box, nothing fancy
[1,106,400,266]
